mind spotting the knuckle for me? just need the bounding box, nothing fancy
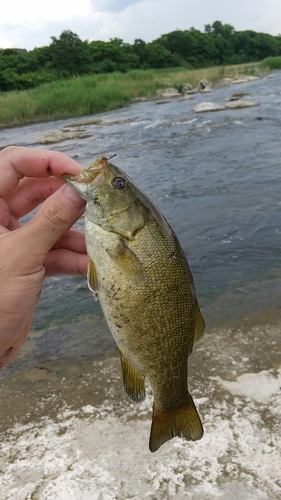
[42,200,71,227]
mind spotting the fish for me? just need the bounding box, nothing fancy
[63,156,205,452]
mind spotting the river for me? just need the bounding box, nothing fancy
[1,71,281,499]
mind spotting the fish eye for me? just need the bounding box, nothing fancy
[112,177,127,190]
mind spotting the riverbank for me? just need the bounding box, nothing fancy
[1,305,281,499]
[0,62,264,129]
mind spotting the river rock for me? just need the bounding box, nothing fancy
[199,79,211,90]
[193,102,226,113]
[66,119,103,127]
[225,100,259,109]
[221,75,260,85]
[223,92,248,101]
[156,87,181,98]
[185,88,199,94]
[183,83,194,92]
[201,86,213,92]
[65,118,132,128]
[40,129,92,145]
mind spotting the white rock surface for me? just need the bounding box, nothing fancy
[193,102,226,112]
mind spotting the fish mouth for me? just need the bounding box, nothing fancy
[62,169,104,185]
[62,156,109,186]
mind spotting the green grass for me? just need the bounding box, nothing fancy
[259,56,281,70]
[0,62,269,128]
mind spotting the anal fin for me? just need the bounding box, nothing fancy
[119,349,146,403]
[149,393,203,453]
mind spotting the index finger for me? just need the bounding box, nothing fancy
[0,146,84,197]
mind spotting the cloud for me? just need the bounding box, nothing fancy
[2,0,91,24]
[90,0,145,13]
[1,0,281,51]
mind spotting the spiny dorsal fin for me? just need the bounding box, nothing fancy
[194,304,205,345]
[119,349,146,403]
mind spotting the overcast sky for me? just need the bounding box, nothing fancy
[1,0,281,50]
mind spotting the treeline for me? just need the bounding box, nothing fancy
[1,21,281,92]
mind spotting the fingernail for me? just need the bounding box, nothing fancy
[63,184,86,208]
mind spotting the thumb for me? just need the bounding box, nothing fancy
[23,183,86,258]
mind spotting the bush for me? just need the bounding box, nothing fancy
[259,56,281,70]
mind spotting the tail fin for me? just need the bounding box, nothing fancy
[149,394,203,453]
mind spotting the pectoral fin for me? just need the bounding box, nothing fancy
[107,239,146,283]
[87,258,99,301]
[119,349,146,403]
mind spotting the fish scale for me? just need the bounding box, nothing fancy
[63,155,205,452]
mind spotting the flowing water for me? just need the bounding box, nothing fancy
[1,72,281,499]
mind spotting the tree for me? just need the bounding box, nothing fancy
[49,30,91,75]
[132,39,147,67]
[89,38,139,73]
[145,41,172,68]
[210,21,235,39]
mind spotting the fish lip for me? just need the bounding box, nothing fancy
[88,171,105,188]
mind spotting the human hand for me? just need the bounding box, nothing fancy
[0,146,88,369]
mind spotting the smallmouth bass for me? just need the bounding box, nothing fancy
[63,156,205,452]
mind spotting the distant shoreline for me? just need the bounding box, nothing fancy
[0,62,269,131]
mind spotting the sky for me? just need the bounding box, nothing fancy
[1,0,281,50]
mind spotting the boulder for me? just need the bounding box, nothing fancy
[199,78,211,90]
[193,102,226,113]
